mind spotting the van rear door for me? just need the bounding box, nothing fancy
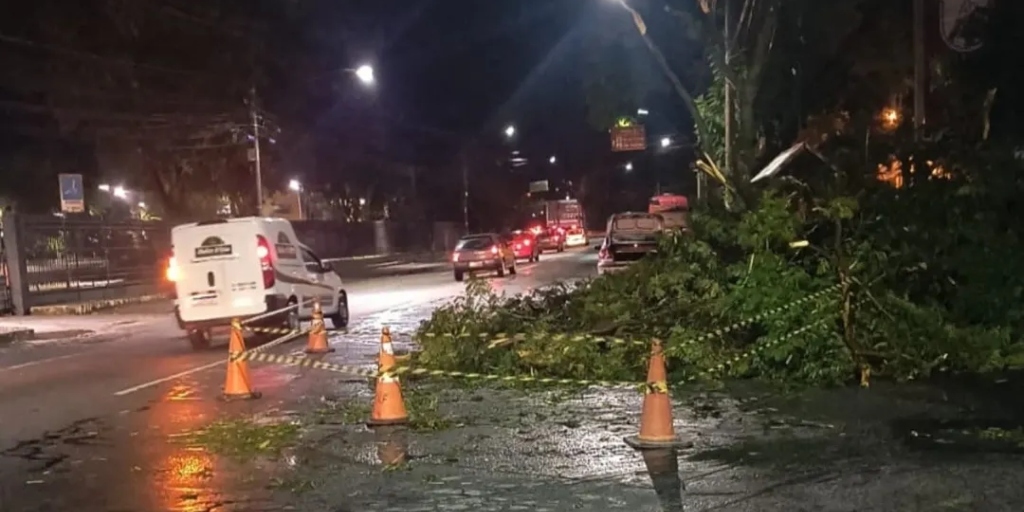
[172,221,266,323]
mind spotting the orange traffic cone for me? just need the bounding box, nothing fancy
[223,318,260,401]
[624,340,691,449]
[367,327,409,427]
[304,299,334,354]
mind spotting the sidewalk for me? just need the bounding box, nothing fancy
[249,373,1024,511]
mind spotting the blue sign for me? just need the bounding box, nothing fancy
[58,173,85,213]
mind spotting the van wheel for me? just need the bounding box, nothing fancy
[328,291,349,329]
[454,271,464,282]
[285,297,300,332]
[187,329,212,351]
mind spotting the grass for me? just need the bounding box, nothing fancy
[311,387,455,432]
[184,417,301,459]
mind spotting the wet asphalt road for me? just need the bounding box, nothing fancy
[0,249,597,511]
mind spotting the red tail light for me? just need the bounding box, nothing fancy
[523,238,531,246]
[256,235,275,288]
[490,245,499,255]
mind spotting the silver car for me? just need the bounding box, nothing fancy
[595,212,663,275]
[451,233,517,282]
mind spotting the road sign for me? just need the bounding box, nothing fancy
[528,180,549,193]
[611,125,646,152]
[58,174,85,213]
[939,0,989,52]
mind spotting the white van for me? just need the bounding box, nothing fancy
[168,217,348,350]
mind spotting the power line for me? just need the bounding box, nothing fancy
[0,32,210,77]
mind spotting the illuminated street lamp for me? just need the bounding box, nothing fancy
[98,184,110,192]
[113,186,128,199]
[637,108,649,116]
[881,107,901,130]
[660,137,671,148]
[353,64,375,85]
[288,179,304,219]
[504,125,516,138]
[624,162,633,172]
[549,155,557,164]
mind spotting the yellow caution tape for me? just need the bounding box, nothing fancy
[235,351,648,390]
[392,281,843,351]
[244,325,305,336]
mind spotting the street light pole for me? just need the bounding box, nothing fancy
[912,0,926,139]
[249,86,264,214]
[461,151,470,233]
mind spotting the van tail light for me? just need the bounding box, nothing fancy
[490,245,499,255]
[452,252,460,262]
[256,235,275,288]
[165,256,180,282]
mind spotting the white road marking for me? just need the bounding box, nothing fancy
[112,359,224,396]
[0,352,84,372]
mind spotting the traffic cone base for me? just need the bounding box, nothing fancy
[624,434,693,450]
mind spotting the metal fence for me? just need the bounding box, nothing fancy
[1,213,172,314]
[0,214,463,315]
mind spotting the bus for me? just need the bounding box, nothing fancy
[648,194,689,231]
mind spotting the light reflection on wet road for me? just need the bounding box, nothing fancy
[0,249,598,511]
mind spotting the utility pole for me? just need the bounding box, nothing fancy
[912,0,926,139]
[249,86,264,214]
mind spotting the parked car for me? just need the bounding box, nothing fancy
[564,226,588,248]
[505,230,540,262]
[595,212,664,275]
[169,217,348,350]
[534,226,565,253]
[451,233,517,282]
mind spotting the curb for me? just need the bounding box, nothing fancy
[0,329,35,345]
[29,293,172,316]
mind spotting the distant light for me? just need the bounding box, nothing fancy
[289,179,301,191]
[660,137,671,148]
[549,156,556,164]
[637,108,649,116]
[624,162,633,171]
[504,125,515,138]
[137,202,146,209]
[355,65,374,85]
[98,184,110,192]
[358,197,367,206]
[113,186,127,199]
